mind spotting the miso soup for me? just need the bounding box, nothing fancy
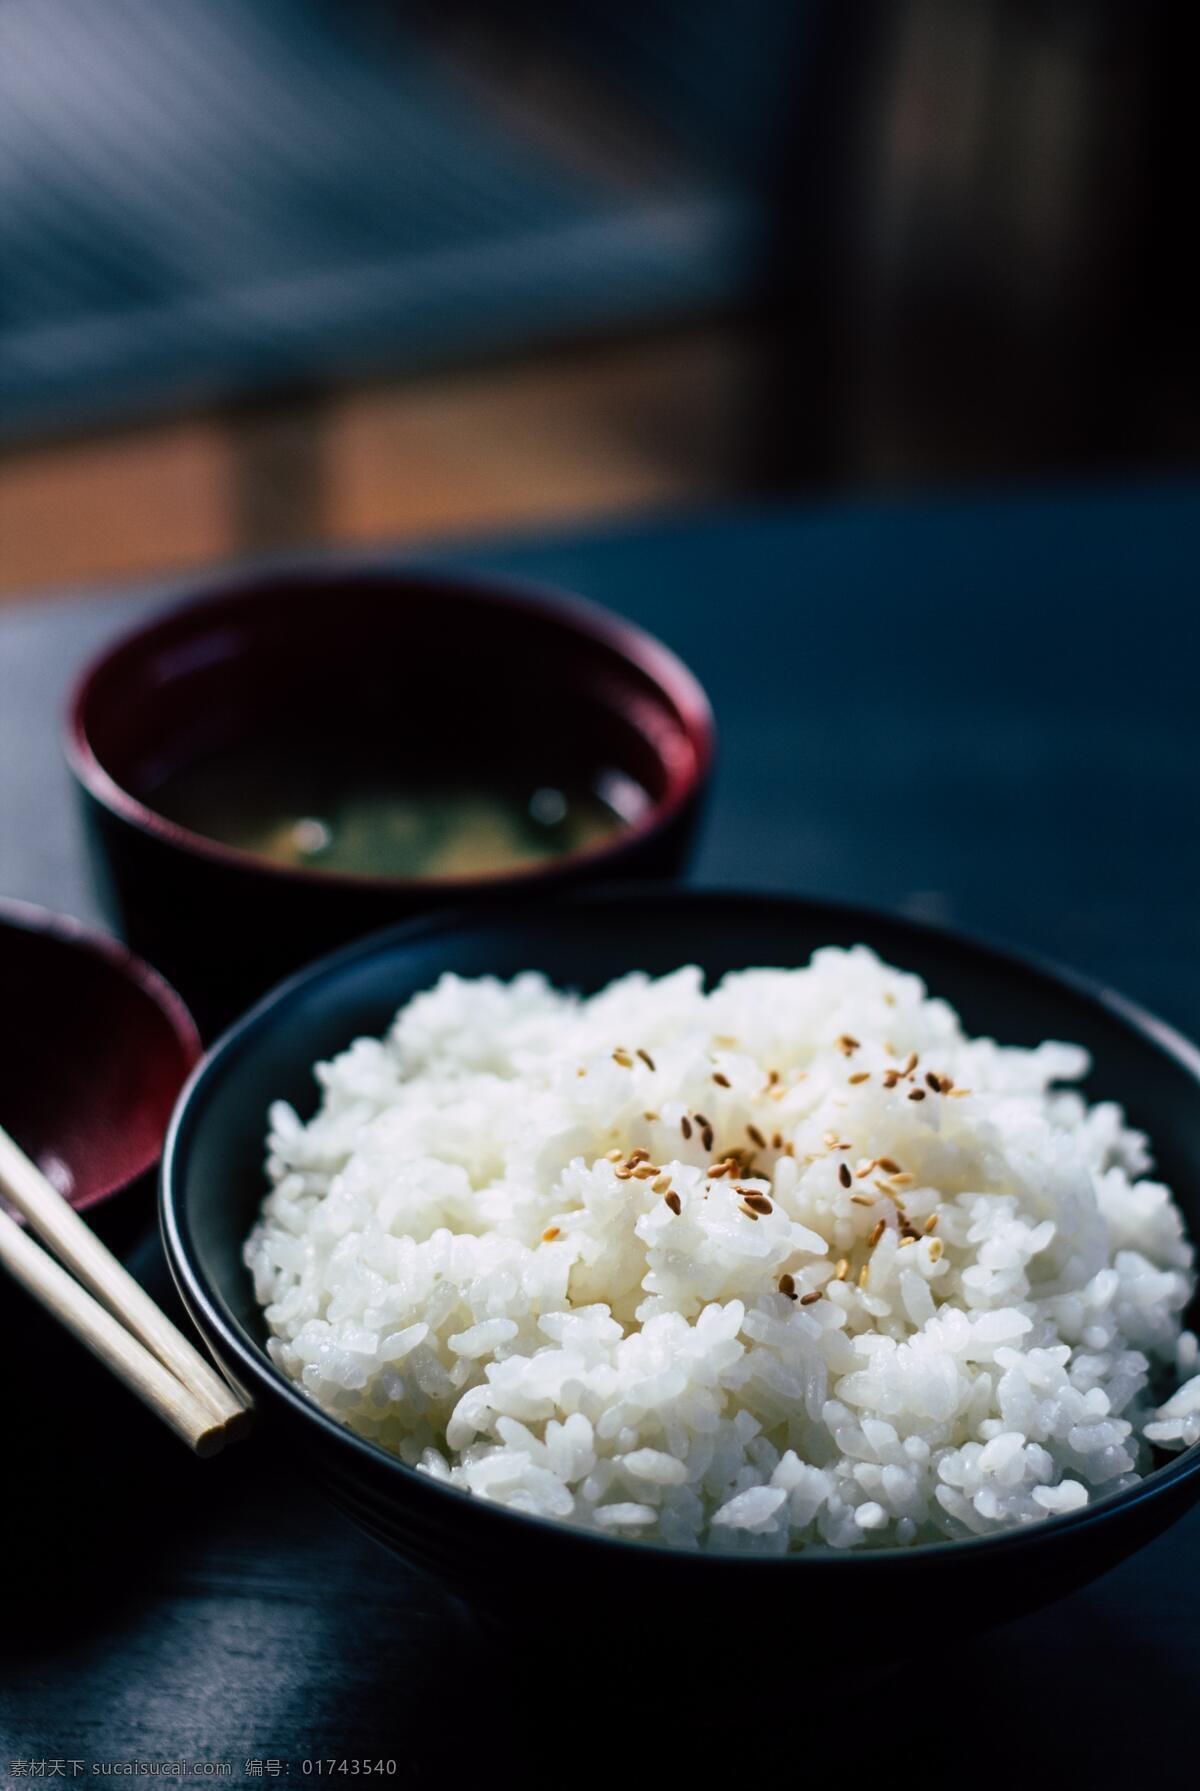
[148,741,639,879]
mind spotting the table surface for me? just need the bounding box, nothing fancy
[2,485,1199,1784]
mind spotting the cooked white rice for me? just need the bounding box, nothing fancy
[245,949,1200,1551]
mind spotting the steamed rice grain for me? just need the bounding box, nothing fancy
[245,950,1199,1550]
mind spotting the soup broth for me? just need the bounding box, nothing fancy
[147,742,637,879]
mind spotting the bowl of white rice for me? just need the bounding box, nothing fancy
[163,891,1200,1641]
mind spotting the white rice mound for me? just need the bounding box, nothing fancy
[245,949,1200,1552]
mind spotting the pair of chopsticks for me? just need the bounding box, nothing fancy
[0,1123,251,1455]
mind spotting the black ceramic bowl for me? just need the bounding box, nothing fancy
[162,890,1200,1646]
[0,899,201,1248]
[67,567,714,1034]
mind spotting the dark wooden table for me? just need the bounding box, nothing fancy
[2,487,1199,1785]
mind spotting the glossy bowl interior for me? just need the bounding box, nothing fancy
[67,568,714,1032]
[163,890,1200,1645]
[0,900,200,1224]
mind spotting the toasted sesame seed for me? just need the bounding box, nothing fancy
[743,1193,773,1215]
[938,1074,954,1093]
[615,1167,633,1180]
[822,1130,839,1148]
[605,1148,623,1162]
[632,1165,658,1180]
[800,1290,822,1306]
[877,1158,902,1175]
[900,1236,916,1247]
[746,1124,767,1149]
[869,1218,886,1247]
[835,1258,849,1281]
[643,1111,660,1121]
[694,1112,710,1128]
[908,1089,926,1102]
[925,1072,941,1092]
[838,1162,852,1189]
[848,1070,871,1085]
[767,1068,780,1086]
[890,1173,915,1187]
[850,1194,875,1207]
[772,1132,784,1150]
[652,1174,671,1194]
[929,1237,945,1261]
[783,1141,795,1157]
[628,1148,650,1165]
[778,1272,797,1299]
[836,1033,861,1055]
[665,1191,682,1216]
[612,1049,633,1068]
[708,1161,730,1177]
[701,1126,714,1153]
[947,1088,972,1098]
[680,1116,693,1139]
[874,1178,899,1197]
[855,1158,877,1178]
[712,1071,731,1088]
[738,1202,760,1221]
[542,1226,560,1241]
[858,1262,870,1288]
[637,1048,657,1071]
[882,1070,901,1088]
[902,1051,919,1075]
[923,1213,939,1233]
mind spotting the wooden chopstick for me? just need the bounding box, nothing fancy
[0,1207,232,1455]
[0,1123,250,1437]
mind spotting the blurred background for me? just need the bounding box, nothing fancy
[2,0,1197,597]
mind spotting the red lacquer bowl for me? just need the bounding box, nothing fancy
[66,565,715,1033]
[0,900,201,1234]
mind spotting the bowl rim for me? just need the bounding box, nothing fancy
[161,886,1200,1572]
[64,562,716,895]
[0,897,203,1213]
